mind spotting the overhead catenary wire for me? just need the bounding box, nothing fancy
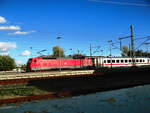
[135,37,150,50]
[89,0,150,7]
[135,36,150,41]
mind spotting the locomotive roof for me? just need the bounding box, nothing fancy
[41,56,86,59]
[30,56,150,60]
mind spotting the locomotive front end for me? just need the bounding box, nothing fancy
[26,58,33,72]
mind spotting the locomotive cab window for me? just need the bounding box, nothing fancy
[27,59,32,63]
[34,60,37,62]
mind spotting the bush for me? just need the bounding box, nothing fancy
[0,55,16,71]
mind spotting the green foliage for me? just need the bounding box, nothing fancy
[121,45,150,57]
[20,64,27,71]
[52,46,65,58]
[72,54,85,59]
[121,46,129,57]
[0,55,16,71]
[0,86,48,96]
[134,50,150,57]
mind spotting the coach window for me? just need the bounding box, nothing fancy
[140,59,142,62]
[104,60,106,63]
[125,60,127,63]
[107,60,111,63]
[121,60,124,63]
[116,60,119,63]
[136,60,139,62]
[143,60,145,62]
[112,60,115,63]
[129,60,131,63]
[133,60,135,63]
[34,60,37,62]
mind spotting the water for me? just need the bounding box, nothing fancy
[0,84,150,113]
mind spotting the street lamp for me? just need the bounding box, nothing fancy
[57,36,62,72]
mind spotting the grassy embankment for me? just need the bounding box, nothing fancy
[0,85,49,99]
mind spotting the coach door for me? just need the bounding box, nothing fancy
[93,58,98,68]
[94,57,102,68]
[98,57,104,68]
[148,58,150,64]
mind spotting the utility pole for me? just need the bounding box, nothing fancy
[144,42,150,57]
[130,25,135,57]
[77,50,80,54]
[129,44,131,56]
[30,46,33,57]
[57,36,61,72]
[119,38,122,52]
[90,44,92,57]
[108,40,112,56]
[108,40,112,69]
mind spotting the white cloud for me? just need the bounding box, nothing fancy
[0,42,17,52]
[21,50,31,56]
[0,52,9,56]
[0,25,21,30]
[16,60,23,65]
[8,30,36,35]
[0,16,6,23]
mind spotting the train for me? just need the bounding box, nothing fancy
[26,56,150,71]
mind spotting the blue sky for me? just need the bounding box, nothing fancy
[0,0,150,65]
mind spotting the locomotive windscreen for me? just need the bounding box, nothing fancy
[27,58,32,64]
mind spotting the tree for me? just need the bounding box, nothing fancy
[121,46,129,57]
[121,45,150,57]
[52,46,65,58]
[135,50,143,57]
[0,55,16,71]
[72,54,85,59]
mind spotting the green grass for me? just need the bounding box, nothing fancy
[0,86,48,97]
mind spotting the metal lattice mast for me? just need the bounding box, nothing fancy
[130,25,135,56]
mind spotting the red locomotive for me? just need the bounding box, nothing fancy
[27,56,93,71]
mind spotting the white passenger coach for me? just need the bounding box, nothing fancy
[94,57,150,68]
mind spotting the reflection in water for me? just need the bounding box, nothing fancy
[0,84,150,113]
